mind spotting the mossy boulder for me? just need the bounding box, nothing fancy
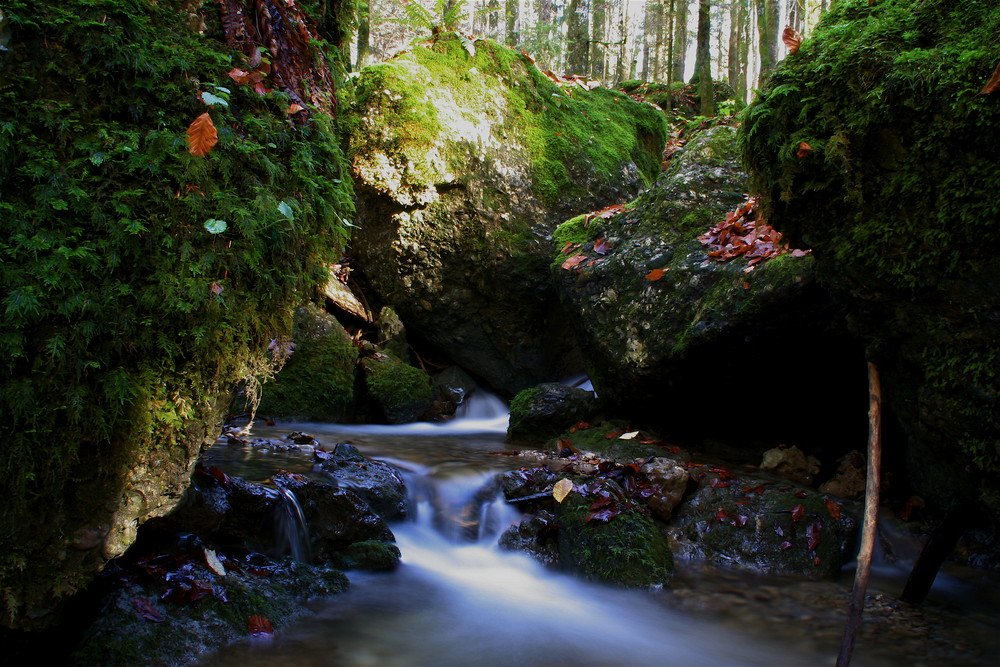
[499,469,674,587]
[257,305,358,421]
[553,125,861,449]
[740,0,1000,518]
[0,1,352,629]
[361,353,434,424]
[345,33,667,394]
[507,382,599,446]
[668,468,860,578]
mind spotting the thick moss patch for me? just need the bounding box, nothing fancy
[740,0,1000,498]
[0,0,353,628]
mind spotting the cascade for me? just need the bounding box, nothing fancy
[273,486,311,563]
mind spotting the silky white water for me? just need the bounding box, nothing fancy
[198,391,997,666]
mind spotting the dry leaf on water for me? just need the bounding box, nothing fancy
[186,112,217,157]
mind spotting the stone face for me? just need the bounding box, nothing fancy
[507,382,599,445]
[741,0,1000,519]
[317,453,409,522]
[346,34,666,394]
[553,125,862,449]
[257,305,359,422]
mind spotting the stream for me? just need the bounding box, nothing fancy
[197,394,999,667]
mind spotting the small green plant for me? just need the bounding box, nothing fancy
[392,0,480,55]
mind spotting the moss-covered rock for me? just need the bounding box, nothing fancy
[740,0,1000,518]
[669,469,860,578]
[553,126,862,450]
[507,382,599,446]
[0,1,352,629]
[362,353,434,423]
[345,33,667,394]
[257,305,358,421]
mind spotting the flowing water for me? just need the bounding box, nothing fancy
[199,393,1000,667]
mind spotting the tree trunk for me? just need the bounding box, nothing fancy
[756,0,780,85]
[505,0,518,46]
[355,0,370,70]
[671,0,689,83]
[567,0,590,75]
[591,0,608,80]
[695,0,713,115]
[488,0,500,39]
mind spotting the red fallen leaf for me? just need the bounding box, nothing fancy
[782,26,803,54]
[206,466,229,486]
[561,253,588,270]
[743,485,766,495]
[710,466,734,480]
[709,477,730,488]
[806,521,823,552]
[574,421,593,430]
[254,81,269,96]
[779,541,793,551]
[586,505,623,522]
[593,237,611,255]
[814,556,822,565]
[210,282,224,295]
[248,615,274,638]
[824,498,842,520]
[661,445,681,453]
[645,268,666,281]
[714,509,728,522]
[790,248,811,257]
[791,504,805,522]
[287,103,305,114]
[561,241,581,255]
[605,430,626,439]
[794,490,809,499]
[732,515,750,528]
[979,62,1000,94]
[133,597,165,622]
[796,141,812,157]
[186,112,218,157]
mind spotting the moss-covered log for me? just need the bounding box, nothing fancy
[0,0,352,629]
[741,0,1000,517]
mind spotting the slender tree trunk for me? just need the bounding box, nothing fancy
[695,0,713,115]
[756,0,780,85]
[728,0,740,95]
[671,0,689,83]
[567,0,590,75]
[355,1,370,70]
[487,0,500,39]
[504,0,518,46]
[590,0,608,79]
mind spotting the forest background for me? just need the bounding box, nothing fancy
[345,0,829,103]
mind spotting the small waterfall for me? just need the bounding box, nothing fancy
[274,486,311,563]
[405,468,520,543]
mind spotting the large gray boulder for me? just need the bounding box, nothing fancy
[552,125,860,448]
[345,34,666,394]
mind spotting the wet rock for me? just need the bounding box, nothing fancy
[759,445,822,486]
[376,306,408,360]
[668,468,860,578]
[316,452,409,522]
[256,305,358,422]
[507,382,600,446]
[326,539,402,572]
[497,509,561,567]
[347,34,665,394]
[271,472,395,562]
[641,457,691,522]
[361,353,434,424]
[818,451,867,500]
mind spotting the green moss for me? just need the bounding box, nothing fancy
[556,488,674,587]
[257,311,358,421]
[346,33,666,208]
[328,539,402,571]
[509,386,544,419]
[363,354,433,423]
[740,0,1000,472]
[0,0,353,625]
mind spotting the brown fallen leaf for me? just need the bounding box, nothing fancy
[552,478,574,503]
[561,253,588,270]
[133,597,165,623]
[979,62,1000,94]
[796,141,812,157]
[249,615,274,638]
[645,268,666,281]
[782,27,803,54]
[186,112,217,157]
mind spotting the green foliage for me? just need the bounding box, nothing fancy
[0,0,353,623]
[739,0,1000,471]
